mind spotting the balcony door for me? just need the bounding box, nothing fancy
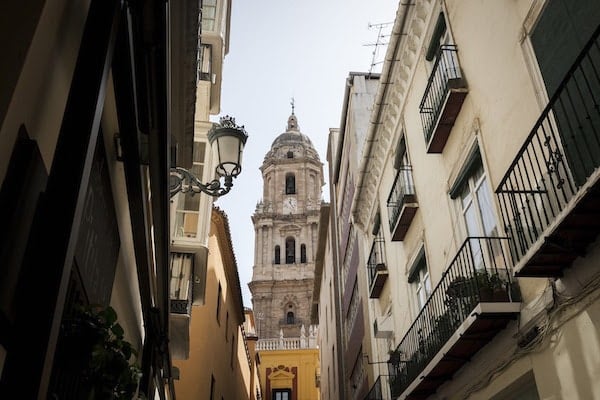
[456,158,498,270]
[531,0,600,186]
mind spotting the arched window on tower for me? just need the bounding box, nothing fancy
[285,173,296,194]
[285,303,295,324]
[286,311,295,324]
[287,151,294,159]
[300,244,307,263]
[274,245,281,264]
[285,237,295,264]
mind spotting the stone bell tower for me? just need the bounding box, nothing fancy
[249,109,324,339]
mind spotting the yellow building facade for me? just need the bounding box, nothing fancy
[174,207,257,400]
[259,347,320,400]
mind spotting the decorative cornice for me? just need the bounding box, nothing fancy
[352,0,434,230]
[211,206,245,323]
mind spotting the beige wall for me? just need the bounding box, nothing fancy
[173,212,252,399]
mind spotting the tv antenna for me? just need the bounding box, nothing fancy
[364,22,393,74]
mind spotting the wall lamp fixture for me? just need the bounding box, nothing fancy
[169,115,248,198]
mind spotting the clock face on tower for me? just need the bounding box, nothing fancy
[283,197,297,214]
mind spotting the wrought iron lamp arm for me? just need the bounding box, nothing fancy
[170,167,233,198]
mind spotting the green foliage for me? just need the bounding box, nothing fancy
[64,304,143,400]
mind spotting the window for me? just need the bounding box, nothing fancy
[285,303,295,324]
[285,237,295,264]
[174,141,206,238]
[197,44,212,82]
[287,151,294,158]
[531,0,599,97]
[425,12,448,61]
[273,389,291,400]
[408,249,431,310]
[216,283,222,322]
[275,245,281,264]
[286,311,295,324]
[201,0,217,32]
[452,153,497,269]
[285,173,296,194]
[529,0,600,186]
[300,244,307,263]
[169,252,193,301]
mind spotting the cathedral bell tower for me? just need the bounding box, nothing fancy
[249,110,324,339]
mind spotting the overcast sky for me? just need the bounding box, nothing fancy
[215,0,399,307]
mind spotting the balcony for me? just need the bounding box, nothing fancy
[169,252,194,359]
[388,237,521,400]
[256,325,319,351]
[496,27,600,277]
[367,237,388,299]
[387,166,418,241]
[420,45,468,153]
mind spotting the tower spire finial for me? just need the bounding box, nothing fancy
[290,97,295,115]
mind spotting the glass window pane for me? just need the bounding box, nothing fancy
[476,177,497,236]
[191,164,204,180]
[184,194,200,210]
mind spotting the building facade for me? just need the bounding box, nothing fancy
[173,207,257,400]
[317,73,383,400]
[0,1,200,398]
[323,1,600,400]
[258,347,321,400]
[249,112,324,400]
[168,0,232,362]
[249,112,324,339]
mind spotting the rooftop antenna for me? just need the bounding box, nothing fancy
[364,22,393,74]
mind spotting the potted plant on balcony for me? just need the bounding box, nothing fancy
[474,270,509,302]
[61,304,144,399]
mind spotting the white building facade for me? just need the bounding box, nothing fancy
[326,1,600,399]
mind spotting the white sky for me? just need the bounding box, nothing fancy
[215,0,399,307]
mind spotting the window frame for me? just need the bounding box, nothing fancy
[452,151,500,271]
[408,248,431,312]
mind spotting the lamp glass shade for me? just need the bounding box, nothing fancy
[209,127,247,178]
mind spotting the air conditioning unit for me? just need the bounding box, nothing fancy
[374,315,393,339]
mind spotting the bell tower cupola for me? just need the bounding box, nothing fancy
[248,106,324,339]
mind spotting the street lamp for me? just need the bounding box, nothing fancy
[170,115,248,198]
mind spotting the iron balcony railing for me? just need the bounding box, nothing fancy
[170,297,192,315]
[387,237,520,398]
[387,166,416,233]
[419,44,463,144]
[364,375,384,400]
[496,26,600,265]
[367,235,387,289]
